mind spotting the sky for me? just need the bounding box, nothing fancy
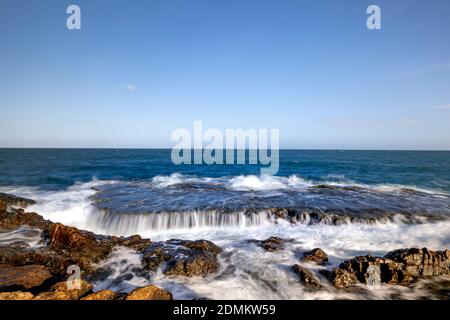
[0,0,449,150]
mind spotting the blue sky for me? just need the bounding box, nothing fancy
[0,0,449,149]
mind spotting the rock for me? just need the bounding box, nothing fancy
[248,237,286,251]
[0,291,34,300]
[80,290,117,300]
[0,208,52,231]
[125,285,173,300]
[302,248,328,265]
[329,268,358,288]
[336,248,450,286]
[49,223,97,249]
[115,235,151,252]
[49,280,93,300]
[142,239,221,277]
[291,265,322,289]
[164,251,219,277]
[0,264,54,292]
[33,291,71,300]
[178,239,222,256]
[384,248,450,278]
[0,193,36,209]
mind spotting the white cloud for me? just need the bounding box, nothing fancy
[435,104,450,110]
[403,63,450,78]
[125,83,136,91]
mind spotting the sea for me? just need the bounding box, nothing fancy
[0,149,449,299]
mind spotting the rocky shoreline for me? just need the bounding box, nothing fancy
[0,192,449,300]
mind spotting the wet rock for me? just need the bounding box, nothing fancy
[114,235,151,252]
[80,290,118,300]
[142,239,221,277]
[329,269,358,288]
[384,248,450,278]
[248,237,286,252]
[291,265,322,289]
[336,248,450,286]
[0,193,36,209]
[164,251,219,277]
[0,291,34,300]
[125,285,173,300]
[0,208,52,231]
[0,264,54,292]
[302,248,328,265]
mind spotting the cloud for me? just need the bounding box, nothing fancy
[403,63,450,78]
[324,117,421,128]
[125,83,136,91]
[435,104,450,110]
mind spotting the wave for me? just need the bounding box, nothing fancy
[149,173,449,195]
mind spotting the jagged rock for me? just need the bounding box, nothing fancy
[0,291,34,300]
[0,208,52,231]
[50,280,93,300]
[32,279,93,300]
[80,290,118,300]
[336,248,450,286]
[142,239,221,277]
[125,285,173,300]
[384,248,450,278]
[248,237,286,251]
[114,235,151,252]
[291,265,322,288]
[164,251,219,277]
[302,248,328,265]
[0,264,54,292]
[0,193,36,209]
[329,268,358,288]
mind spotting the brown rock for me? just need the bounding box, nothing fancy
[33,291,71,300]
[49,223,96,249]
[329,268,358,288]
[0,264,54,292]
[126,285,173,300]
[292,265,322,289]
[302,248,328,265]
[384,248,450,278]
[0,291,34,300]
[80,290,117,300]
[0,193,35,209]
[50,280,93,300]
[249,237,286,251]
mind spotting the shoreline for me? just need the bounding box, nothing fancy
[0,192,449,300]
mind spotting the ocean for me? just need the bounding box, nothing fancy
[1,149,449,299]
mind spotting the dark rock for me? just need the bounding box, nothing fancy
[302,248,328,265]
[0,193,36,209]
[142,239,221,277]
[164,251,219,277]
[0,208,52,231]
[0,264,54,292]
[248,237,286,251]
[291,264,322,288]
[384,248,450,278]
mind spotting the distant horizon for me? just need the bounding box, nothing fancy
[1,147,449,152]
